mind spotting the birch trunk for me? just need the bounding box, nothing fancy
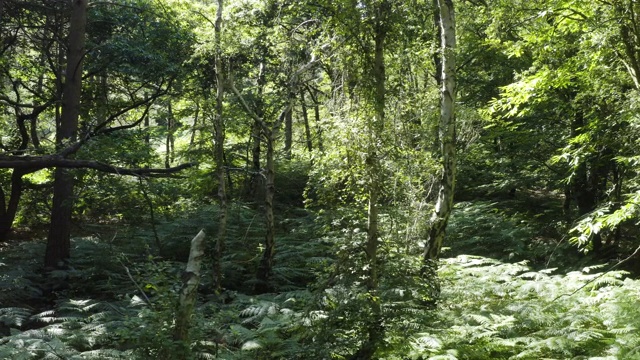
[423,0,456,262]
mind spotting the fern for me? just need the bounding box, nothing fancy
[400,255,640,359]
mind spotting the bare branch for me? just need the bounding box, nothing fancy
[228,77,263,124]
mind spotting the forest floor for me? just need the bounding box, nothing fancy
[2,194,640,359]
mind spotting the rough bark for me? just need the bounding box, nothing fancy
[173,230,206,353]
[213,0,227,293]
[423,0,456,262]
[45,0,87,269]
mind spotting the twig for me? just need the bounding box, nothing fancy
[545,244,640,308]
[119,260,153,308]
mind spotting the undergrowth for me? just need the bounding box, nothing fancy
[3,201,640,359]
[408,255,640,360]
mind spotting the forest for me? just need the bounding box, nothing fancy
[1,0,640,359]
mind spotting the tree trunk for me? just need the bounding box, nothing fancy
[569,109,607,252]
[308,88,324,152]
[248,120,263,201]
[45,0,87,269]
[165,100,175,168]
[301,90,313,152]
[228,48,316,295]
[352,3,388,358]
[173,230,206,357]
[189,102,200,149]
[430,0,443,152]
[423,0,456,262]
[284,106,293,159]
[246,59,266,201]
[255,129,276,293]
[144,105,150,145]
[0,170,25,241]
[213,0,227,293]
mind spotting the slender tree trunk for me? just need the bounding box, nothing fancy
[352,3,388,358]
[423,0,456,262]
[249,120,263,201]
[301,90,313,152]
[255,128,276,293]
[251,54,317,292]
[144,105,150,145]
[569,109,605,251]
[228,50,315,295]
[308,89,324,152]
[247,61,266,201]
[189,102,200,149]
[224,149,233,196]
[45,0,87,269]
[165,101,175,168]
[430,0,443,152]
[284,106,293,159]
[213,0,227,293]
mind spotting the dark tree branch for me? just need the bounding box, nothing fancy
[91,84,166,135]
[0,154,196,178]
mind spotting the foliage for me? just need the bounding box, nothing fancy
[409,255,640,360]
[5,0,640,359]
[6,236,640,359]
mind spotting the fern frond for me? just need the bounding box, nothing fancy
[0,307,31,328]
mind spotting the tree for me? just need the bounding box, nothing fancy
[219,0,319,292]
[212,0,226,293]
[45,0,88,269]
[423,0,457,262]
[478,0,639,255]
[0,0,196,266]
[230,53,317,292]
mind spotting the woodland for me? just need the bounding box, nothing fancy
[1,0,640,359]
